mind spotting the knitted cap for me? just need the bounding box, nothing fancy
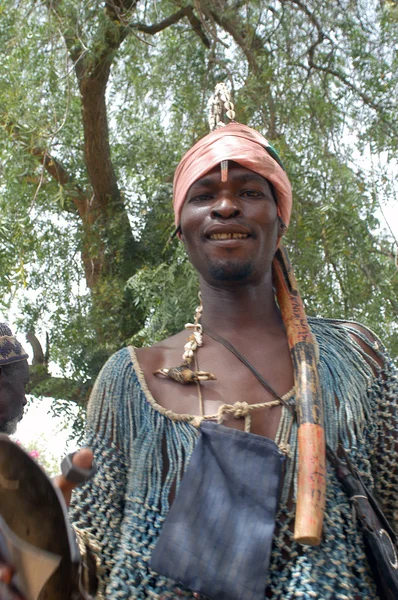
[0,323,29,366]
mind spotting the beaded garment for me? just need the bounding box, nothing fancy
[70,317,398,600]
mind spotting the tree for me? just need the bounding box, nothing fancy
[1,0,397,422]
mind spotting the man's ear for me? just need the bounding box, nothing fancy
[167,225,183,246]
[277,216,287,239]
[176,225,184,242]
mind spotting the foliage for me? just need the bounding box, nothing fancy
[0,0,397,433]
[15,436,61,478]
[127,243,200,346]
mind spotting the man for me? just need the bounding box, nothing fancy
[3,93,397,599]
[0,324,29,599]
[66,96,397,600]
[0,324,29,435]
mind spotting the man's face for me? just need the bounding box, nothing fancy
[0,360,29,435]
[180,162,283,285]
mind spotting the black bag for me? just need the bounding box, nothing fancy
[328,446,398,600]
[151,421,285,600]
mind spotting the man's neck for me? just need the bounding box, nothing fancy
[199,275,284,338]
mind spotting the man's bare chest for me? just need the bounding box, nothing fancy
[135,338,294,439]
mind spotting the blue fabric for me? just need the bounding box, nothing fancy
[151,421,284,600]
[69,318,398,599]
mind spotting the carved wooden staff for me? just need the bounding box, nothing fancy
[273,246,326,546]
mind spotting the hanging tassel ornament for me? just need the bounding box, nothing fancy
[154,294,216,384]
[207,82,235,132]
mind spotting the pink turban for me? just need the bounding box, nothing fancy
[173,122,292,228]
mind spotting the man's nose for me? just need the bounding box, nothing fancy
[210,194,242,219]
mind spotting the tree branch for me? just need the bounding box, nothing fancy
[26,332,46,367]
[1,117,90,218]
[27,370,92,406]
[199,0,259,72]
[25,333,92,405]
[357,262,398,316]
[296,59,398,138]
[307,61,381,112]
[197,0,280,137]
[280,0,331,42]
[281,0,397,136]
[129,6,210,47]
[320,229,349,316]
[1,116,120,288]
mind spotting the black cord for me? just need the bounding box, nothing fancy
[202,323,293,411]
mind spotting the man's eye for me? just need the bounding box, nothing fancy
[189,194,213,203]
[241,189,264,198]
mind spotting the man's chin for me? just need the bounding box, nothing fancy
[0,414,21,435]
[208,260,253,282]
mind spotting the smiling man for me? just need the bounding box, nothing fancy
[181,165,281,282]
[0,324,29,436]
[66,99,398,600]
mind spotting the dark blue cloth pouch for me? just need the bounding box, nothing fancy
[151,420,284,600]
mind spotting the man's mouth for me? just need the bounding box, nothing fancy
[209,233,250,240]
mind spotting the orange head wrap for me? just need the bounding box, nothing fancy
[173,122,292,228]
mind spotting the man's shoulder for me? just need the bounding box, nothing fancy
[308,316,384,369]
[99,331,185,370]
[100,346,135,372]
[91,330,191,406]
[134,330,188,377]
